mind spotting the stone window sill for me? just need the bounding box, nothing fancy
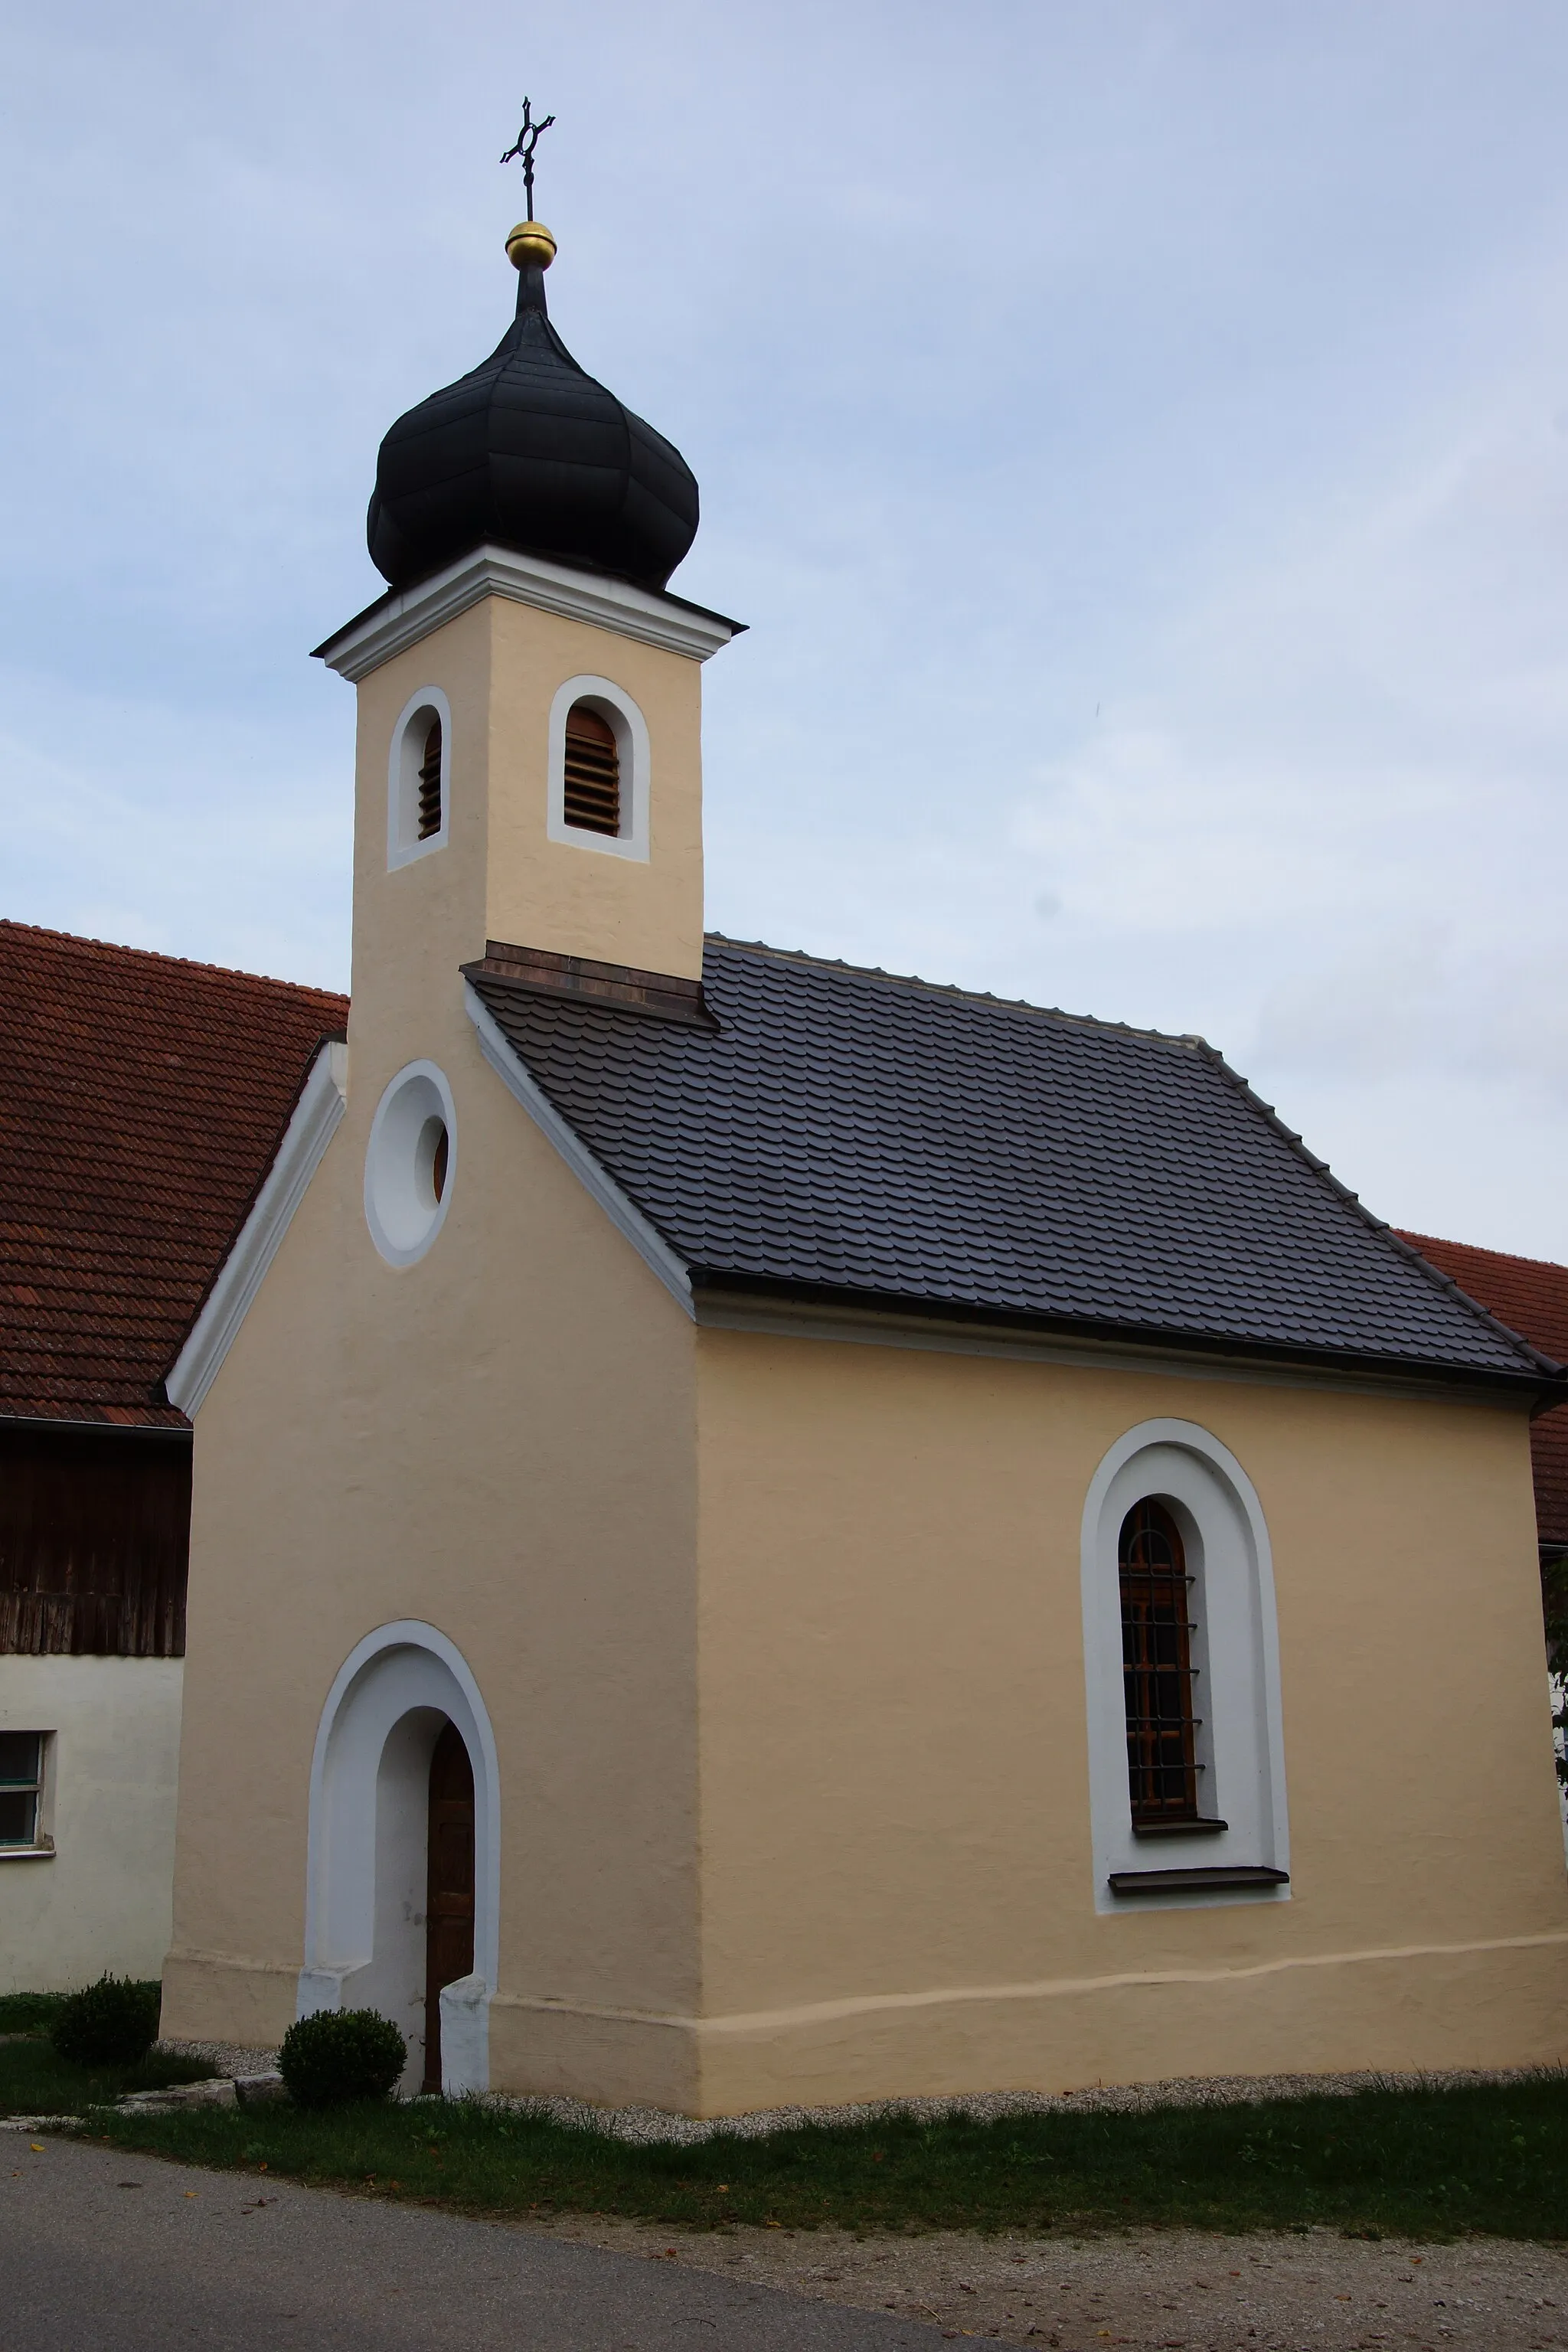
[1108,1863,1289,1896]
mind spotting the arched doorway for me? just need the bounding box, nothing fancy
[298,1622,499,2096]
[422,1723,475,2093]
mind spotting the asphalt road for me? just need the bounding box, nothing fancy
[0,2134,944,2352]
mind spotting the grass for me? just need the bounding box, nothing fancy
[81,2073,1568,2242]
[0,2018,217,2119]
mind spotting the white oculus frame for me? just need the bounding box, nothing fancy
[387,684,452,870]
[546,673,650,861]
[1080,1418,1290,1913]
[364,1060,456,1269]
[297,1621,500,2096]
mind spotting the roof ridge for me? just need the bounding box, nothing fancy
[0,917,348,1009]
[1189,1045,1564,1383]
[702,932,1207,1049]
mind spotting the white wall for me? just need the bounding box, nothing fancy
[341,1704,446,2092]
[0,1655,183,1994]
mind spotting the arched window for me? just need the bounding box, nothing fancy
[563,703,621,836]
[1119,1498,1200,1824]
[387,688,451,868]
[417,718,443,840]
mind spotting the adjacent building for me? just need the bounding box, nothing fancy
[0,920,345,1992]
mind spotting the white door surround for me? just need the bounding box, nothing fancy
[297,1622,499,2094]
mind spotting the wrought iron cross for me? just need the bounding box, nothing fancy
[500,99,555,220]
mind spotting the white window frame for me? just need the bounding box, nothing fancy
[546,674,650,862]
[387,685,452,871]
[1080,1419,1290,1913]
[0,1729,54,1858]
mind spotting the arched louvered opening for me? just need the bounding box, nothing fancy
[417,718,443,841]
[1119,1498,1201,1824]
[563,703,621,836]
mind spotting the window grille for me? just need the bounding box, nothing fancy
[563,705,620,835]
[1119,1498,1202,1823]
[417,719,443,841]
[0,1731,42,1846]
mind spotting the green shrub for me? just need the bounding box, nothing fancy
[50,1975,161,2067]
[278,2008,407,2109]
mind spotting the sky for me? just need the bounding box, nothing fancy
[4,2,1567,1256]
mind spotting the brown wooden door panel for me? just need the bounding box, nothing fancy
[423,1722,475,2094]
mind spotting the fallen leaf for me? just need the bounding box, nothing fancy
[28,2145,42,2154]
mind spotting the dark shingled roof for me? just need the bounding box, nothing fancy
[0,920,348,1429]
[470,937,1560,1391]
[1396,1231,1568,1542]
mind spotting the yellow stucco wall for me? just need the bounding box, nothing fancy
[691,1329,1568,2112]
[164,583,1568,2115]
[165,587,711,2105]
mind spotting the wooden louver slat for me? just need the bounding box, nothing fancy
[564,705,620,835]
[417,719,443,840]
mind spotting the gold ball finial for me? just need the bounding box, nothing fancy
[506,219,557,271]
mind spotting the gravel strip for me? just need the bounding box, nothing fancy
[161,2050,1558,2141]
[484,2065,1559,2146]
[158,2038,279,2080]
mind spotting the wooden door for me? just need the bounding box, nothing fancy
[423,1722,475,2094]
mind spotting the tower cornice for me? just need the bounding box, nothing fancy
[313,544,745,683]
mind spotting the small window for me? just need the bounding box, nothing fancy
[364,1061,457,1267]
[0,1733,43,1847]
[419,1114,449,1206]
[387,688,451,867]
[1119,1500,1201,1824]
[417,718,443,840]
[563,704,621,836]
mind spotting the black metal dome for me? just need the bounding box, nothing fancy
[368,225,699,594]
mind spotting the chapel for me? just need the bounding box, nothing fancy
[158,207,1568,2113]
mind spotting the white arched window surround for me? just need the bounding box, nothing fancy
[387,684,452,870]
[297,1622,501,2094]
[546,673,650,862]
[1080,1419,1290,1914]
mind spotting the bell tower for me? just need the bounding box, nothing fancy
[312,181,740,1067]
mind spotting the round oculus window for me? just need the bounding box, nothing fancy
[364,1060,457,1266]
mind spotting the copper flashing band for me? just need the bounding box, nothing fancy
[462,940,717,1029]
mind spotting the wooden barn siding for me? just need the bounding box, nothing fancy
[0,1423,191,1658]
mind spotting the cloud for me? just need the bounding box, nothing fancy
[4,0,1568,1255]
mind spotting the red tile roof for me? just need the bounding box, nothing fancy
[1396,1230,1568,1547]
[0,920,347,1429]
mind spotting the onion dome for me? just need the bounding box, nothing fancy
[368,221,699,594]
